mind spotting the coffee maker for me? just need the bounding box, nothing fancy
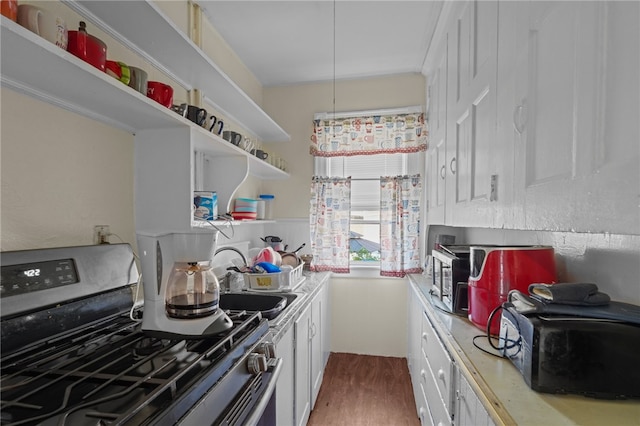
[137,232,233,339]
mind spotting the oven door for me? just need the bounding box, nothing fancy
[176,340,283,426]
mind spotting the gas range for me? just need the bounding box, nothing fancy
[0,244,280,426]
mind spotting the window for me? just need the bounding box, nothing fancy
[314,152,423,264]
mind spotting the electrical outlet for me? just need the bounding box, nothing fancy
[94,225,110,244]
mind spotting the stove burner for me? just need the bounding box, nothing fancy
[132,338,176,357]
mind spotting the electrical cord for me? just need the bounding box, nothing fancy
[426,287,521,358]
[102,232,144,322]
[200,215,235,240]
[471,302,522,357]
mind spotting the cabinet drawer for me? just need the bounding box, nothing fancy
[421,311,454,412]
[420,354,451,426]
[416,375,432,426]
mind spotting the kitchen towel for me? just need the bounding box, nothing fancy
[528,282,610,306]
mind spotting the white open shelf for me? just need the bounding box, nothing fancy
[64,0,290,142]
[0,16,288,182]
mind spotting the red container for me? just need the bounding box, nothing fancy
[67,22,106,72]
[1,0,18,21]
[468,245,557,335]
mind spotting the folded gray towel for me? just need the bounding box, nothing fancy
[528,282,610,306]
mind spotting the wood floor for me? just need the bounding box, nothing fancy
[307,352,420,426]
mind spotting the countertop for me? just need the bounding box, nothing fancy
[408,273,640,426]
[259,271,331,343]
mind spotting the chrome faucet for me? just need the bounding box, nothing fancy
[213,246,249,292]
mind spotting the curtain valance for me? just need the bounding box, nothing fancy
[310,112,427,157]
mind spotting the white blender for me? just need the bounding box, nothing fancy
[137,232,233,339]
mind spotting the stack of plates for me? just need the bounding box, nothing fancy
[232,198,257,220]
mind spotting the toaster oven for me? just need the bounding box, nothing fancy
[499,302,640,399]
[431,245,471,316]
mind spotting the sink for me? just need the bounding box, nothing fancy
[219,292,298,320]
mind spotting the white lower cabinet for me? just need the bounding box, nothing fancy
[408,285,492,426]
[275,325,295,426]
[310,283,328,408]
[455,368,495,426]
[291,281,330,426]
[294,303,311,426]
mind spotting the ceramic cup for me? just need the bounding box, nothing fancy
[128,66,148,95]
[183,104,207,127]
[105,60,130,85]
[147,81,173,108]
[241,138,255,153]
[17,4,68,50]
[209,114,224,135]
[252,149,268,160]
[222,130,243,146]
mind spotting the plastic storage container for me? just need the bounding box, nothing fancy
[259,194,275,219]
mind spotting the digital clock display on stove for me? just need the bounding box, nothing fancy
[0,258,79,298]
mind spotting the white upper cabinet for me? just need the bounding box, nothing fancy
[425,0,640,235]
[510,1,639,234]
[425,34,448,225]
[425,0,498,227]
[446,0,498,227]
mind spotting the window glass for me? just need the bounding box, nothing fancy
[316,153,411,263]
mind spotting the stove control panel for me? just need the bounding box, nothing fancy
[1,258,79,298]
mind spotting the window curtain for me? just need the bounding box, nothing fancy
[309,176,351,273]
[310,112,427,157]
[379,174,423,277]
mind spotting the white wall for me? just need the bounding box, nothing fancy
[329,276,409,357]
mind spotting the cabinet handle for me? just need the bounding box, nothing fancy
[422,332,428,342]
[438,368,446,382]
[420,369,427,380]
[310,323,317,338]
[513,101,527,135]
[449,157,456,175]
[440,165,446,179]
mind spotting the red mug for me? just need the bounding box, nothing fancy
[147,81,173,108]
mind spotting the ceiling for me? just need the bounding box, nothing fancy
[197,1,444,87]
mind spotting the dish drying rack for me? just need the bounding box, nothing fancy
[244,263,305,292]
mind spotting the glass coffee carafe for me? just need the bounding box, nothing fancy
[165,262,220,319]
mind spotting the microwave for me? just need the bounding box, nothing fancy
[431,245,471,316]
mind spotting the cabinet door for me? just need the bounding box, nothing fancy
[310,286,324,409]
[446,0,498,227]
[512,1,617,232]
[426,40,448,225]
[276,326,295,426]
[455,369,494,426]
[294,304,311,426]
[407,286,423,412]
[321,282,331,369]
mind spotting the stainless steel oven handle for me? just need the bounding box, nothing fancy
[243,357,283,426]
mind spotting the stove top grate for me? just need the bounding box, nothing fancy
[0,309,265,426]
